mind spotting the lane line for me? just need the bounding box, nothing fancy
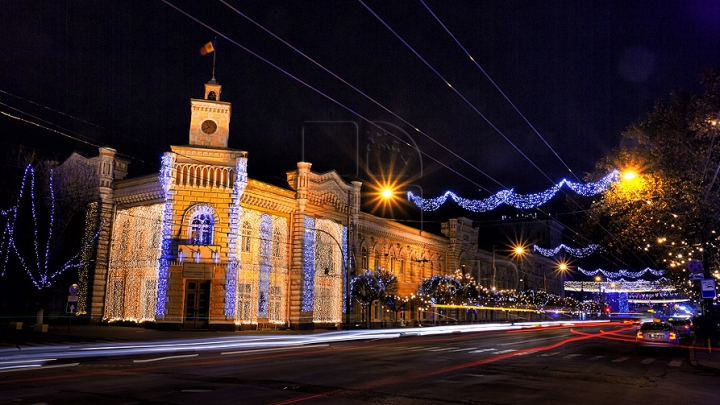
[640,358,656,364]
[133,354,199,363]
[611,357,628,363]
[221,344,327,356]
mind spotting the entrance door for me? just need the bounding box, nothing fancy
[184,280,210,329]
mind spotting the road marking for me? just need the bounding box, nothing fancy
[539,352,560,357]
[0,362,79,373]
[563,354,582,359]
[469,348,496,354]
[493,349,517,355]
[133,354,199,363]
[640,358,656,364]
[403,346,429,351]
[221,344,327,356]
[611,357,629,363]
[587,356,605,361]
[427,347,454,352]
[450,347,478,352]
[668,359,683,367]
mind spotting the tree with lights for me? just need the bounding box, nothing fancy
[384,294,410,326]
[350,268,397,328]
[1,156,100,323]
[572,67,720,303]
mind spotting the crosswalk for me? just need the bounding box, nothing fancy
[382,345,685,366]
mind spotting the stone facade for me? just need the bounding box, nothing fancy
[69,79,563,329]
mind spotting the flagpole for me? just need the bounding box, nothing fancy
[212,37,217,80]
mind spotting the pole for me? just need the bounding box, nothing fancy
[346,189,352,331]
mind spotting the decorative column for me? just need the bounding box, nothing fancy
[89,147,118,321]
[225,154,248,319]
[156,152,177,318]
[289,162,313,329]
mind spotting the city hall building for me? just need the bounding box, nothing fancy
[70,79,562,330]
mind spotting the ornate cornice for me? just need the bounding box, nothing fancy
[241,180,296,214]
[114,175,164,207]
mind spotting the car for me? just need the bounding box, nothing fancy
[667,318,693,340]
[636,320,681,349]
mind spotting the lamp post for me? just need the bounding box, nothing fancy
[595,275,604,317]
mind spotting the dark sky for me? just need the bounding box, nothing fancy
[2,1,720,214]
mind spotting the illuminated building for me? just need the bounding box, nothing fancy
[68,78,562,330]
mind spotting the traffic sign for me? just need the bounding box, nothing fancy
[689,272,704,281]
[688,259,703,273]
[701,279,716,299]
[66,301,77,314]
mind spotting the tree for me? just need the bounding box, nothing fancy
[1,156,100,321]
[418,274,463,324]
[350,268,397,328]
[571,67,720,300]
[384,295,410,326]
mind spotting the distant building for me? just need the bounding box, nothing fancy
[66,78,562,330]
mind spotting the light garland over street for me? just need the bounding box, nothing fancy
[578,267,665,279]
[533,243,603,258]
[407,170,619,212]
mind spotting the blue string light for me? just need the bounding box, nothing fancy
[225,156,248,317]
[0,164,102,288]
[408,170,619,212]
[157,152,176,317]
[533,243,603,258]
[301,217,316,312]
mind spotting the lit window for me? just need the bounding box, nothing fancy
[241,221,252,253]
[188,205,215,245]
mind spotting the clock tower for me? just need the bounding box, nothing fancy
[189,79,231,148]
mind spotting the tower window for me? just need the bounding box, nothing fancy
[188,205,216,245]
[207,91,217,100]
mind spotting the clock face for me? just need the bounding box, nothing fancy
[201,120,217,134]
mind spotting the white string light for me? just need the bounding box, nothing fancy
[408,170,619,212]
[578,267,665,279]
[533,243,603,258]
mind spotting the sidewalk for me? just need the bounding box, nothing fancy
[690,336,720,373]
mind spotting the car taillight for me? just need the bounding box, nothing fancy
[636,331,643,338]
[684,325,689,330]
[669,332,677,340]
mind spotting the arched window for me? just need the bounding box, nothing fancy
[188,205,215,245]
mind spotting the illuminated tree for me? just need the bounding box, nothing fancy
[1,155,100,322]
[384,294,410,325]
[572,67,720,298]
[350,268,397,328]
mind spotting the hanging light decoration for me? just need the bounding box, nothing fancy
[578,267,665,279]
[408,170,619,212]
[533,243,603,258]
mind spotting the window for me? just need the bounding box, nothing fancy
[361,247,368,270]
[188,205,215,245]
[241,221,252,253]
[190,213,213,245]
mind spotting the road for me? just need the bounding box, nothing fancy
[1,322,717,404]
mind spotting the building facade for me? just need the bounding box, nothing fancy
[70,79,562,330]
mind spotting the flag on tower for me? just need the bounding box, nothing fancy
[200,40,215,56]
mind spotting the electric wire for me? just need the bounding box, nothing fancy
[420,0,580,183]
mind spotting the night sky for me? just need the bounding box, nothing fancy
[1,1,719,233]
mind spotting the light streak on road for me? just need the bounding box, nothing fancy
[0,320,612,374]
